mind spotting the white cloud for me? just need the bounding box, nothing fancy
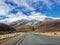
[25,0,53,10]
[0,12,28,24]
[43,0,52,8]
[0,0,13,15]
[8,0,35,11]
[0,11,58,24]
[55,0,60,6]
[0,11,49,24]
[28,12,48,21]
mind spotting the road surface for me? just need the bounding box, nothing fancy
[15,33,60,45]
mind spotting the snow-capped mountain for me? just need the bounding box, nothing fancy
[9,16,54,26]
[0,13,55,26]
[10,19,29,26]
[10,19,43,26]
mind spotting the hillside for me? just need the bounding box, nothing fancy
[34,20,60,32]
[0,19,60,32]
[14,25,34,32]
[11,19,60,32]
[0,23,16,34]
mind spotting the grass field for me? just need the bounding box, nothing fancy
[0,32,24,43]
[37,32,60,38]
[34,32,60,38]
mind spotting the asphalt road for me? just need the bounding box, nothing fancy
[15,33,60,45]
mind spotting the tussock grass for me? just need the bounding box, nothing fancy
[39,32,60,37]
[0,32,24,42]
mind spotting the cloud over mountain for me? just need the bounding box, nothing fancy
[0,0,60,23]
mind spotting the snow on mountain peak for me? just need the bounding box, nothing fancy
[0,11,55,25]
[0,12,54,24]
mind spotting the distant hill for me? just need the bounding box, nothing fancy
[8,16,54,26]
[0,23,16,34]
[12,19,60,32]
[14,25,34,32]
[0,19,60,32]
[34,20,60,32]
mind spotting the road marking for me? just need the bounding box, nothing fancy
[15,35,26,45]
[16,38,24,45]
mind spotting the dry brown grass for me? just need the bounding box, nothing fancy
[16,25,34,32]
[0,32,25,45]
[0,32,24,42]
[38,32,60,37]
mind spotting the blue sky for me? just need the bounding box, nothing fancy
[0,0,60,21]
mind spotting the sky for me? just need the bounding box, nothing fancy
[0,0,60,22]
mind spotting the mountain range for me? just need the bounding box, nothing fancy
[34,19,60,32]
[8,15,54,26]
[0,15,60,32]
